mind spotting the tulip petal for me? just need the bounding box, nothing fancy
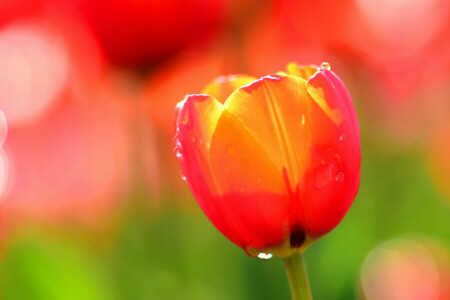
[209,109,290,251]
[300,68,361,237]
[223,74,310,186]
[201,74,257,104]
[176,94,283,250]
[175,94,238,243]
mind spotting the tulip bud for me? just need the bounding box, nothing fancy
[174,63,360,257]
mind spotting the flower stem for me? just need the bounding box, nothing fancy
[283,252,313,300]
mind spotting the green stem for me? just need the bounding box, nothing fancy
[283,252,313,300]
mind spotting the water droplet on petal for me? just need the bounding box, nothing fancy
[257,253,273,260]
[301,114,305,125]
[321,62,331,70]
[174,145,182,158]
[339,134,345,141]
[335,172,345,183]
[179,170,186,181]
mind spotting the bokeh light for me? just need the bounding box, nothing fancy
[0,20,68,126]
[359,237,450,300]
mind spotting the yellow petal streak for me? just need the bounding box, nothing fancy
[261,80,299,188]
[223,75,309,189]
[209,110,285,195]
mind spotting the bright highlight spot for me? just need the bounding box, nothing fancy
[257,253,273,260]
[0,22,69,126]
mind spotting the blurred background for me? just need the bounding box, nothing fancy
[0,0,449,299]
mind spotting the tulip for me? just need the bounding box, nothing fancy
[174,62,360,299]
[77,0,228,66]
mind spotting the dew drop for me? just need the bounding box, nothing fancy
[321,62,331,70]
[173,145,182,158]
[339,134,345,141]
[257,253,273,260]
[301,114,305,125]
[179,170,186,181]
[335,172,345,183]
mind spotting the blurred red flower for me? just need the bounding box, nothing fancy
[77,0,228,67]
[174,63,361,257]
[243,0,354,76]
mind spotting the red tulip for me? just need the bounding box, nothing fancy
[174,63,360,257]
[77,0,228,66]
